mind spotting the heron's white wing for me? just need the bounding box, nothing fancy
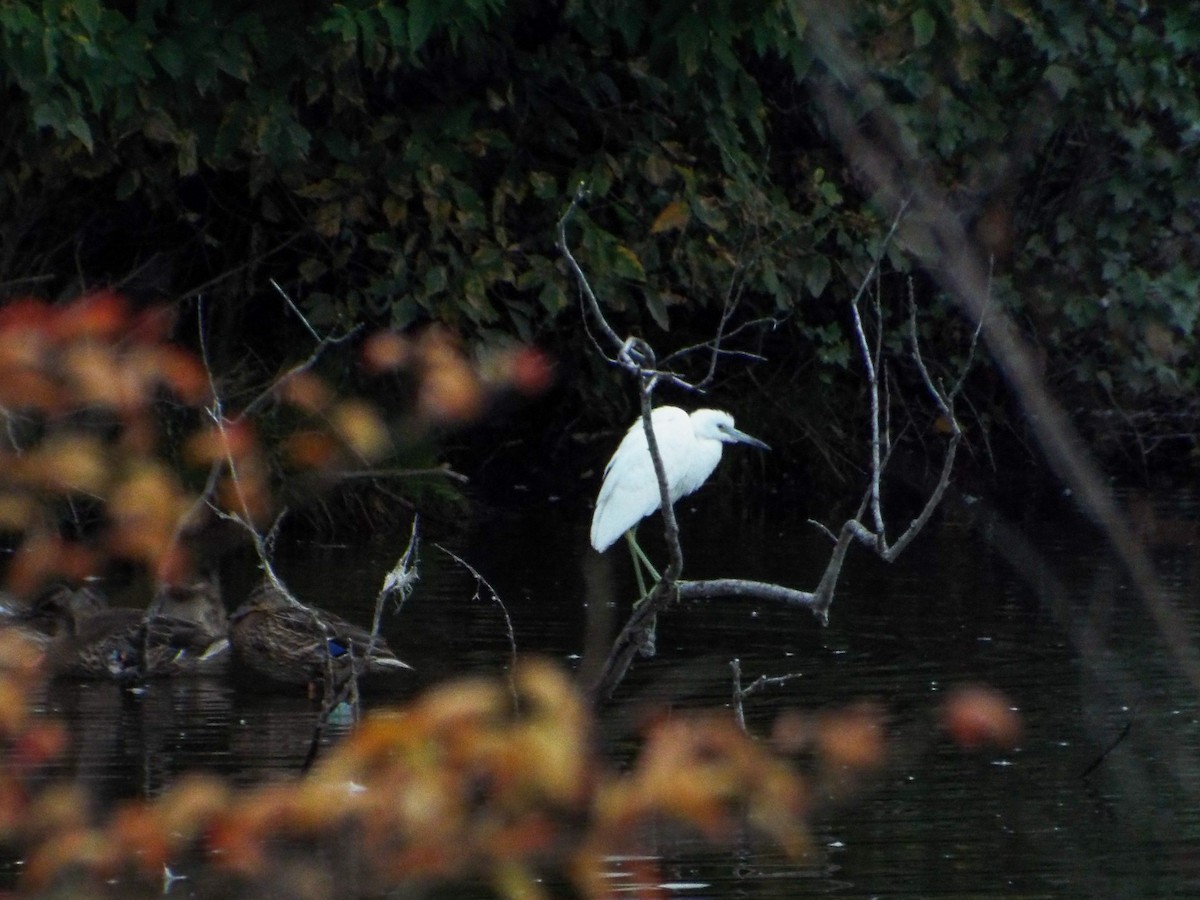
[590,407,695,551]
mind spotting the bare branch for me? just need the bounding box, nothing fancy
[731,658,805,732]
[176,234,301,303]
[331,465,470,484]
[236,327,363,422]
[680,580,824,619]
[270,278,322,343]
[557,193,698,394]
[436,544,518,681]
[796,5,1200,704]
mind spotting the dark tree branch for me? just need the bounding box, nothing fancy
[560,188,966,701]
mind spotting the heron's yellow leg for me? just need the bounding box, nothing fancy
[625,529,661,604]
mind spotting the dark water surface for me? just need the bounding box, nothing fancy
[25,484,1200,896]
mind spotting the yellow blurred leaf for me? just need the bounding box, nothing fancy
[650,199,690,234]
[109,462,189,530]
[0,492,35,532]
[329,400,391,461]
[63,345,139,410]
[22,435,111,496]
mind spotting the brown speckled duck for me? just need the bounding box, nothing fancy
[228,579,410,689]
[127,577,230,677]
[32,584,143,679]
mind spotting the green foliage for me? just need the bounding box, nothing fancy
[853,0,1200,400]
[2,0,1198,429]
[0,0,861,372]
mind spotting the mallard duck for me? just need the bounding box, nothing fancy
[28,581,227,681]
[32,585,144,680]
[229,580,410,689]
[127,577,230,677]
[25,583,109,636]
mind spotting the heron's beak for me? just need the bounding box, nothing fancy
[732,428,770,451]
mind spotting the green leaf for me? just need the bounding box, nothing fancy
[423,264,448,297]
[1043,64,1077,99]
[804,255,831,298]
[645,290,670,330]
[153,38,186,78]
[538,280,567,315]
[613,245,646,282]
[528,171,558,200]
[912,9,936,48]
[66,116,94,152]
[409,0,435,51]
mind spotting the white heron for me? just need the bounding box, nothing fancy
[590,406,769,596]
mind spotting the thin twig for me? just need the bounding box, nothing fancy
[731,658,805,731]
[435,544,519,683]
[177,235,301,303]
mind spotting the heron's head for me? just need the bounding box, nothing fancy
[690,409,770,450]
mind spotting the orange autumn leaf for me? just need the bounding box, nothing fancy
[140,346,211,405]
[156,775,230,839]
[277,370,335,414]
[0,630,47,681]
[10,723,69,770]
[5,533,102,595]
[419,364,483,423]
[22,828,110,891]
[0,680,30,736]
[25,783,89,840]
[125,306,177,345]
[109,804,172,873]
[650,198,690,234]
[940,685,1022,750]
[0,367,61,412]
[105,462,194,572]
[814,702,887,771]
[361,330,412,373]
[53,290,131,342]
[184,420,258,466]
[508,346,555,396]
[214,469,272,524]
[108,462,190,531]
[0,492,36,532]
[118,413,159,456]
[0,297,55,335]
[62,344,141,410]
[282,429,341,470]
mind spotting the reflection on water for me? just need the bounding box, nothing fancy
[17,485,1200,895]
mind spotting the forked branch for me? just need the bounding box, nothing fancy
[561,192,975,699]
